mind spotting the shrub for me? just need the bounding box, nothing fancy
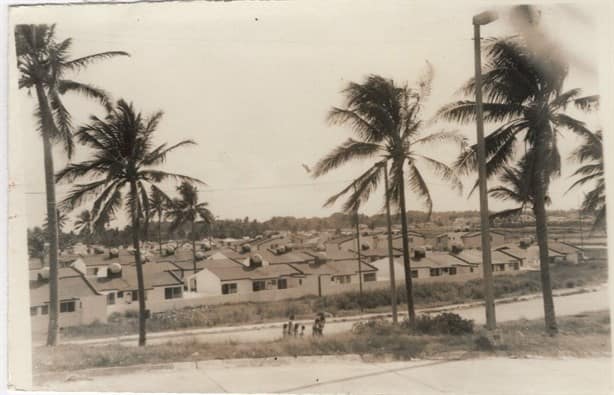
[406,313,474,335]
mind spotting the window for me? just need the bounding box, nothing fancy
[30,307,37,316]
[117,291,124,298]
[278,278,288,289]
[299,279,303,285]
[107,293,116,305]
[131,290,138,301]
[164,287,182,300]
[512,262,520,271]
[470,267,474,273]
[411,270,418,278]
[364,273,376,282]
[253,280,266,292]
[430,268,441,277]
[41,305,48,315]
[222,283,238,294]
[449,267,457,275]
[60,301,76,313]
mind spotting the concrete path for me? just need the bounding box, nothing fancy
[60,285,610,347]
[35,355,612,394]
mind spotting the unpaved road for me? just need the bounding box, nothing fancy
[35,355,612,394]
[62,286,610,347]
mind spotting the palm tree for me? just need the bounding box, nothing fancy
[568,129,605,231]
[15,24,128,346]
[148,185,173,256]
[167,182,214,273]
[43,209,68,235]
[313,70,464,325]
[438,37,593,334]
[74,209,98,252]
[488,159,551,222]
[56,99,201,346]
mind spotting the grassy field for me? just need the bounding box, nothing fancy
[33,310,611,374]
[58,259,608,340]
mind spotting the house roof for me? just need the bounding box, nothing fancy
[354,246,403,258]
[497,246,530,260]
[307,248,358,261]
[453,249,518,265]
[30,267,99,305]
[290,259,377,276]
[255,249,316,265]
[411,253,471,269]
[462,230,505,239]
[204,259,301,281]
[549,241,582,254]
[91,261,183,292]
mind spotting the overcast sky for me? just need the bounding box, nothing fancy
[9,0,605,229]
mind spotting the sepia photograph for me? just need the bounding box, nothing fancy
[4,0,613,393]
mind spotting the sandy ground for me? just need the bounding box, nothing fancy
[34,355,612,394]
[60,285,610,347]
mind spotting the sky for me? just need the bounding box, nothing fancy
[8,0,606,229]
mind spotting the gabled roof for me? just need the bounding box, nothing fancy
[203,259,301,281]
[411,253,471,269]
[353,246,403,258]
[461,230,506,239]
[549,241,582,254]
[453,249,518,265]
[306,248,358,261]
[290,259,377,276]
[497,246,529,260]
[30,267,100,305]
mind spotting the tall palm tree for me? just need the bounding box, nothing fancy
[74,209,98,252]
[148,185,172,256]
[167,182,214,273]
[488,159,551,222]
[568,129,605,231]
[15,24,128,346]
[313,70,464,325]
[43,209,68,235]
[56,99,201,346]
[438,37,592,334]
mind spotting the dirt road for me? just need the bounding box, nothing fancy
[35,355,612,393]
[62,286,610,347]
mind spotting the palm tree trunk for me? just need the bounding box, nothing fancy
[397,167,416,325]
[191,220,197,273]
[129,180,147,346]
[158,212,163,256]
[35,83,60,347]
[354,209,363,312]
[383,162,398,323]
[534,129,557,335]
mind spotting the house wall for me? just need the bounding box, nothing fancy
[81,294,108,324]
[31,295,107,333]
[190,269,222,295]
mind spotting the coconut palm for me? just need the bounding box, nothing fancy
[148,185,173,256]
[438,37,593,334]
[167,182,214,273]
[488,158,551,222]
[56,99,202,346]
[313,70,464,325]
[15,24,128,346]
[74,209,99,251]
[568,129,605,231]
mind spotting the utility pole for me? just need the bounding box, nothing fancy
[473,10,498,330]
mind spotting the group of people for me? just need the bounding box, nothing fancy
[282,315,306,337]
[281,313,326,338]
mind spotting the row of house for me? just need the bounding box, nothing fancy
[28,233,587,332]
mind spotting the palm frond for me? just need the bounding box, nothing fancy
[312,139,382,178]
[62,51,130,71]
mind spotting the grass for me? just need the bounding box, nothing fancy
[59,259,608,340]
[33,310,611,375]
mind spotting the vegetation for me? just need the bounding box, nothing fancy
[59,259,607,340]
[439,37,594,334]
[313,69,464,325]
[16,23,128,346]
[167,182,214,270]
[568,128,605,231]
[56,100,202,346]
[34,310,610,374]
